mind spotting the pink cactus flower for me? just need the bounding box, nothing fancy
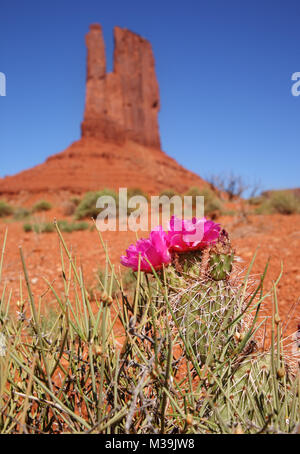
[120,227,172,272]
[166,216,221,252]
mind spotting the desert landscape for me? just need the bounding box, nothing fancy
[0,11,300,436]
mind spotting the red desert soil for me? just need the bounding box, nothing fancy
[0,209,299,339]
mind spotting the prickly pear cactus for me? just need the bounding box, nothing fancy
[168,229,245,366]
[207,229,235,281]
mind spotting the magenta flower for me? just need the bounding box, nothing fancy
[120,227,172,272]
[166,216,221,252]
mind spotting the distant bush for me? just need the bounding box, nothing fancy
[0,201,13,218]
[268,191,299,215]
[159,189,179,198]
[70,196,81,206]
[32,200,52,212]
[23,222,55,233]
[23,223,33,233]
[207,173,250,200]
[61,201,77,216]
[127,188,149,201]
[256,191,300,215]
[23,220,89,233]
[75,189,118,220]
[13,207,31,221]
[248,196,263,206]
[57,220,89,233]
[61,196,82,216]
[185,187,222,218]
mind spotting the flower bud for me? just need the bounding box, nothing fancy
[186,414,193,426]
[274,314,281,325]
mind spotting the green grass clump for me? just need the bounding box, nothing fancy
[0,201,13,218]
[0,225,299,434]
[32,200,52,212]
[75,189,118,220]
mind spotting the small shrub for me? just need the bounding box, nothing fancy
[41,222,55,233]
[61,196,82,216]
[159,189,179,198]
[13,207,31,221]
[255,200,273,215]
[0,201,13,218]
[268,191,299,215]
[23,220,89,234]
[248,196,263,206]
[61,201,76,216]
[70,196,81,206]
[23,222,55,233]
[207,173,249,200]
[185,187,222,217]
[75,189,118,220]
[57,220,89,232]
[127,188,149,201]
[23,223,33,232]
[32,200,52,212]
[255,191,300,215]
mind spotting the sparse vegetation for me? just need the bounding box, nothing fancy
[255,191,300,215]
[32,200,52,212]
[159,189,178,198]
[0,200,13,218]
[127,188,149,201]
[0,225,298,434]
[248,196,263,206]
[23,220,90,233]
[207,172,249,201]
[13,207,31,221]
[61,196,82,216]
[75,189,118,220]
[57,220,89,232]
[185,187,222,217]
[23,221,55,233]
[268,190,300,215]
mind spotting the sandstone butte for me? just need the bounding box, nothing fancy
[0,24,206,196]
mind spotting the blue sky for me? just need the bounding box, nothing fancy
[0,0,299,194]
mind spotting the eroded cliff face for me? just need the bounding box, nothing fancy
[81,24,161,149]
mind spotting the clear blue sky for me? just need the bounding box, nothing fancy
[1,0,300,193]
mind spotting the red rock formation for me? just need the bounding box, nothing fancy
[0,24,206,196]
[81,24,161,149]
